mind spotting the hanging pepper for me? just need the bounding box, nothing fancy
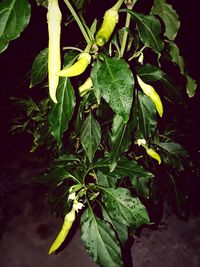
[137,139,161,164]
[78,77,93,97]
[47,0,62,103]
[49,198,84,254]
[95,0,124,46]
[57,52,91,77]
[96,9,119,46]
[137,75,163,117]
[145,148,161,164]
[48,207,76,254]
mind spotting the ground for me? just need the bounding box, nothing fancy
[0,147,200,267]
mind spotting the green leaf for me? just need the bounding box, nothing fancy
[153,141,188,171]
[63,50,79,68]
[169,42,197,97]
[137,64,163,82]
[123,10,164,53]
[151,0,180,41]
[48,78,76,145]
[113,157,154,180]
[130,176,152,199]
[169,42,185,74]
[109,115,130,171]
[102,205,128,246]
[54,153,80,164]
[37,167,75,184]
[96,170,119,188]
[80,112,101,163]
[160,74,183,103]
[30,48,48,87]
[186,75,197,98]
[102,187,150,228]
[97,56,134,122]
[0,0,31,53]
[97,157,153,198]
[134,91,157,139]
[81,208,123,267]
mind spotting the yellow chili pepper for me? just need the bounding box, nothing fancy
[48,207,76,254]
[137,75,163,117]
[47,0,62,104]
[146,148,161,164]
[78,77,93,97]
[137,138,161,164]
[96,8,119,47]
[48,198,84,254]
[57,52,91,77]
[95,0,124,46]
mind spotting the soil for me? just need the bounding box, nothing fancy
[0,148,200,267]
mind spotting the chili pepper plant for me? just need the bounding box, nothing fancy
[0,0,198,266]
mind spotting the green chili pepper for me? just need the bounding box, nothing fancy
[137,75,163,117]
[48,207,76,254]
[78,77,93,97]
[96,8,119,47]
[47,0,62,103]
[57,52,91,77]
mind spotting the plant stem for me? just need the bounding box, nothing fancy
[120,12,131,57]
[120,1,135,57]
[84,41,93,53]
[63,0,91,44]
[112,0,125,11]
[63,46,83,52]
[128,45,145,61]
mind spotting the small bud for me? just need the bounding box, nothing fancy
[137,138,147,146]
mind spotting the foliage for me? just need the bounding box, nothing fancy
[0,0,198,266]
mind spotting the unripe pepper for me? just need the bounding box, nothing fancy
[95,0,125,46]
[48,207,76,254]
[78,77,93,97]
[137,138,161,164]
[137,75,163,117]
[146,148,161,164]
[96,8,119,47]
[57,52,91,77]
[48,199,84,254]
[47,0,62,104]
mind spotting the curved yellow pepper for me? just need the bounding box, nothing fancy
[146,148,161,164]
[47,0,62,104]
[137,138,161,164]
[57,52,91,77]
[137,75,163,117]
